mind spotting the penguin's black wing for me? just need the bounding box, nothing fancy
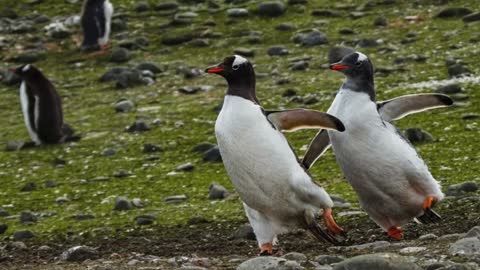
[377,93,453,122]
[301,130,331,170]
[266,109,345,132]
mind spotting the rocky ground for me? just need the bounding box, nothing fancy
[0,0,479,269]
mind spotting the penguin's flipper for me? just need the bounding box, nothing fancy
[266,109,345,132]
[377,94,453,122]
[301,129,330,170]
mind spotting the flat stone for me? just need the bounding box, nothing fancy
[276,23,296,31]
[73,214,95,221]
[419,233,438,240]
[435,84,462,94]
[203,147,222,162]
[233,224,256,240]
[125,121,150,132]
[136,62,163,74]
[436,7,472,18]
[314,255,345,265]
[234,48,255,57]
[109,48,131,63]
[227,8,249,17]
[257,1,286,17]
[135,214,155,225]
[464,226,480,239]
[60,246,98,262]
[114,196,132,211]
[463,12,480,23]
[13,230,35,241]
[311,9,341,17]
[165,195,188,204]
[267,46,289,56]
[115,99,135,112]
[20,211,38,224]
[209,183,230,200]
[237,256,303,270]
[404,128,434,143]
[333,253,421,270]
[282,252,307,264]
[346,241,390,251]
[176,163,195,172]
[449,237,480,255]
[447,181,478,196]
[399,246,427,254]
[143,143,162,153]
[292,30,328,46]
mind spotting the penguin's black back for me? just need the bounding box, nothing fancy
[81,0,106,49]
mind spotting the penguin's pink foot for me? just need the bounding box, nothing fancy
[417,196,442,224]
[259,243,273,256]
[387,226,404,240]
[323,208,344,235]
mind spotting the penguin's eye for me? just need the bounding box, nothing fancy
[232,64,239,70]
[355,61,362,66]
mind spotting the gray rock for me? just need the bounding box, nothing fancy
[293,30,328,46]
[135,214,155,225]
[6,241,27,250]
[346,241,391,251]
[435,84,462,94]
[314,255,345,265]
[448,63,471,78]
[192,142,215,153]
[0,224,8,234]
[113,169,133,178]
[358,38,380,48]
[176,163,195,172]
[447,181,478,196]
[60,246,97,262]
[436,7,472,18]
[12,50,46,63]
[134,1,150,12]
[267,46,289,56]
[21,182,37,192]
[0,207,10,217]
[73,214,95,221]
[237,257,303,270]
[103,148,117,156]
[464,226,480,239]
[6,140,22,151]
[109,48,131,63]
[233,224,256,240]
[162,31,194,45]
[462,114,479,120]
[155,1,179,11]
[463,12,480,23]
[45,180,57,188]
[282,252,307,264]
[20,211,38,224]
[208,183,230,200]
[338,28,355,35]
[13,230,35,241]
[187,216,209,225]
[173,12,198,25]
[404,128,434,143]
[38,245,52,252]
[257,1,286,17]
[126,121,150,132]
[419,233,438,240]
[136,62,164,74]
[374,16,388,26]
[276,23,296,31]
[228,8,249,17]
[114,196,132,211]
[449,237,480,255]
[290,60,309,71]
[311,9,341,17]
[333,253,421,270]
[203,147,222,162]
[234,48,255,57]
[165,195,188,204]
[0,7,19,19]
[143,143,162,153]
[115,99,135,112]
[55,196,70,204]
[1,69,21,85]
[439,233,463,241]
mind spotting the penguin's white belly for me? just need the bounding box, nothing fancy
[20,82,41,145]
[327,90,443,225]
[99,0,113,45]
[215,96,319,223]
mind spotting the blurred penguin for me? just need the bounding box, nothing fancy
[80,0,113,53]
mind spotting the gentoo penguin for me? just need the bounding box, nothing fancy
[206,55,346,255]
[303,50,453,239]
[11,64,80,146]
[80,0,113,52]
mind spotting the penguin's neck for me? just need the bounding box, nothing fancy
[226,73,259,104]
[343,76,375,102]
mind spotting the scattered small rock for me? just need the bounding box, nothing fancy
[114,196,132,211]
[176,163,195,172]
[126,121,150,132]
[203,147,222,162]
[136,62,164,74]
[257,1,286,17]
[103,148,117,156]
[115,99,135,112]
[60,246,98,262]
[143,143,162,153]
[73,214,95,221]
[192,142,215,153]
[267,46,289,56]
[314,255,345,265]
[447,181,478,196]
[208,183,230,200]
[187,216,209,225]
[109,47,131,63]
[0,207,10,217]
[436,7,472,18]
[237,256,303,270]
[21,182,37,192]
[374,16,388,26]
[227,8,249,18]
[0,224,8,234]
[463,12,480,23]
[419,233,438,241]
[448,63,471,78]
[13,230,35,241]
[55,196,70,204]
[435,84,462,94]
[165,195,188,204]
[135,214,155,225]
[333,253,421,270]
[282,252,307,264]
[134,1,150,12]
[404,128,434,143]
[276,23,296,31]
[233,224,256,240]
[293,30,328,46]
[399,246,427,254]
[234,48,255,57]
[20,211,38,224]
[6,241,27,250]
[449,237,480,255]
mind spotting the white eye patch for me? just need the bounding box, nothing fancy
[232,55,248,69]
[22,64,31,72]
[356,52,368,62]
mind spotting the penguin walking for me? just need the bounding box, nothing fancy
[303,49,453,239]
[206,55,346,255]
[80,0,113,53]
[11,64,80,147]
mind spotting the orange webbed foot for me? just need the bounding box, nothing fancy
[387,226,404,240]
[259,243,273,256]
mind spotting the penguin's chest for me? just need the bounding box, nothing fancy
[19,82,41,144]
[215,96,302,212]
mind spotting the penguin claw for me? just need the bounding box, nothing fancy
[307,221,340,245]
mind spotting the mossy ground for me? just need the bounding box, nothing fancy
[0,0,479,267]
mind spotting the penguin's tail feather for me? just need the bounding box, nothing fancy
[62,123,81,143]
[304,211,340,245]
[416,208,442,224]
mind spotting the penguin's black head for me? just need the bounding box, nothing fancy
[205,55,254,80]
[10,64,36,78]
[330,52,374,81]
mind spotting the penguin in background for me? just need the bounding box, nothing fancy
[206,55,346,255]
[303,47,453,240]
[80,0,114,53]
[11,64,80,148]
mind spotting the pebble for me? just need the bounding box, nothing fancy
[283,252,307,264]
[448,237,480,255]
[290,60,309,71]
[125,121,150,132]
[203,147,222,162]
[115,99,135,112]
[135,215,155,225]
[233,224,256,240]
[447,181,478,196]
[436,7,472,18]
[114,196,132,211]
[143,143,162,153]
[234,48,255,57]
[55,196,70,204]
[404,128,434,143]
[276,23,296,31]
[237,257,303,270]
[103,148,117,156]
[464,226,480,239]
[267,46,289,56]
[333,253,421,270]
[174,163,194,172]
[109,47,131,63]
[60,246,98,262]
[208,183,230,200]
[257,1,286,17]
[399,246,427,254]
[227,8,249,18]
[293,30,328,46]
[192,142,216,153]
[13,230,36,241]
[20,211,38,224]
[165,195,188,204]
[419,233,438,241]
[314,255,345,265]
[435,84,462,94]
[21,182,37,192]
[6,241,27,250]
